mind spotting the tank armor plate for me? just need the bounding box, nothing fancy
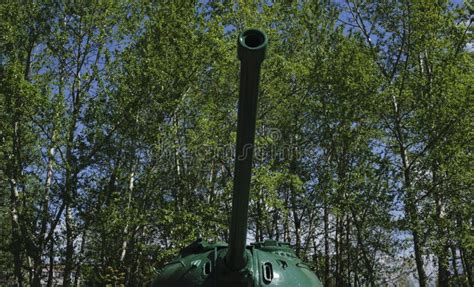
[151,239,323,287]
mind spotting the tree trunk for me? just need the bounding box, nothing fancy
[63,62,82,287]
[435,191,449,286]
[460,246,473,287]
[350,209,375,287]
[10,179,24,287]
[335,216,341,287]
[31,256,43,287]
[73,228,87,287]
[6,75,24,287]
[412,227,427,287]
[393,94,427,287]
[32,135,56,287]
[63,203,74,287]
[450,246,459,284]
[324,201,330,286]
[345,216,351,286]
[47,239,54,287]
[256,188,262,242]
[120,170,135,264]
[289,159,301,257]
[283,191,290,242]
[291,192,301,258]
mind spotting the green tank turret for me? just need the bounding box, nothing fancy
[152,29,323,287]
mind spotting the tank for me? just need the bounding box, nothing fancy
[152,29,323,287]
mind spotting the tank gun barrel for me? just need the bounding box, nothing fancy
[152,29,323,287]
[226,29,267,271]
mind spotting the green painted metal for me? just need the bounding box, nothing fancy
[151,29,323,287]
[151,239,322,287]
[227,28,267,272]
